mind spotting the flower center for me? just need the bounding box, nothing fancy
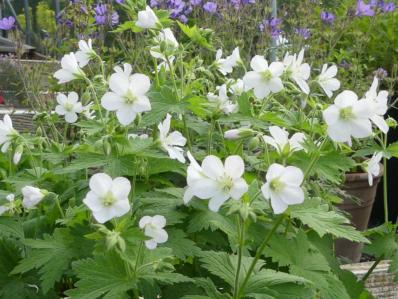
[64,102,74,112]
[270,178,285,192]
[339,107,354,120]
[102,191,117,206]
[262,70,273,81]
[219,175,234,192]
[124,90,137,104]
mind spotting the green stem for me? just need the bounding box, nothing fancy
[361,256,383,282]
[383,134,389,223]
[55,196,65,218]
[303,138,327,181]
[134,241,144,275]
[233,216,245,299]
[208,119,216,155]
[237,215,285,298]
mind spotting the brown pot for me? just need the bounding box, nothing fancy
[335,164,384,263]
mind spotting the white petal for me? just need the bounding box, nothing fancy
[335,90,357,108]
[280,166,304,186]
[250,55,268,72]
[145,239,158,250]
[101,92,124,111]
[269,62,284,77]
[224,155,245,179]
[190,178,220,199]
[243,71,262,91]
[265,163,285,181]
[153,228,168,243]
[201,155,224,179]
[229,178,248,200]
[327,121,352,143]
[89,173,112,196]
[279,185,304,205]
[139,216,153,228]
[208,192,229,212]
[132,96,151,113]
[110,200,131,218]
[116,106,137,126]
[130,74,151,95]
[65,112,78,123]
[323,105,340,125]
[83,191,103,212]
[269,126,288,148]
[109,73,129,95]
[92,208,114,223]
[270,194,288,214]
[57,93,68,105]
[371,115,389,134]
[152,215,167,228]
[268,78,284,93]
[253,84,271,99]
[111,177,131,198]
[55,105,67,116]
[350,118,372,138]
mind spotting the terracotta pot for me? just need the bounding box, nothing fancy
[335,164,384,263]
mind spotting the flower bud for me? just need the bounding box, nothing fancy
[102,139,111,156]
[224,128,255,140]
[248,136,260,151]
[22,186,47,209]
[13,145,23,165]
[105,230,126,252]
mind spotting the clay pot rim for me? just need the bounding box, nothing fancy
[345,163,384,183]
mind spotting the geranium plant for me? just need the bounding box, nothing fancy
[1,3,398,299]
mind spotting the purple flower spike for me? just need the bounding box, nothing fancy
[321,11,335,24]
[95,4,108,15]
[295,28,311,40]
[115,0,125,4]
[203,1,217,13]
[111,11,119,26]
[0,16,16,31]
[356,0,376,17]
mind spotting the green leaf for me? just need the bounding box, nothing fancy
[177,22,213,50]
[53,153,108,174]
[66,253,134,299]
[165,229,201,259]
[12,228,91,293]
[290,198,369,243]
[387,141,398,158]
[0,217,24,239]
[198,251,236,286]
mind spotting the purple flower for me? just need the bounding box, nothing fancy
[95,15,107,25]
[150,0,160,7]
[382,2,396,12]
[179,15,188,23]
[374,68,388,79]
[115,0,125,4]
[295,27,311,40]
[203,1,217,13]
[242,0,256,4]
[259,17,282,37]
[95,4,108,15]
[321,11,335,24]
[190,0,202,5]
[0,16,16,31]
[356,0,376,16]
[111,11,119,26]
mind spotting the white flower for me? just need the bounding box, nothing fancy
[128,133,149,140]
[157,56,175,72]
[82,102,95,119]
[363,77,389,134]
[0,194,15,216]
[323,90,373,145]
[207,84,238,114]
[139,215,168,249]
[75,39,96,67]
[229,79,245,95]
[22,186,46,209]
[283,49,311,94]
[183,152,248,212]
[243,55,284,99]
[54,53,85,84]
[263,126,306,155]
[317,64,340,98]
[55,92,84,123]
[136,6,159,29]
[83,173,131,223]
[0,114,18,153]
[150,28,179,60]
[364,152,383,186]
[275,35,289,46]
[101,64,151,126]
[158,113,187,163]
[215,47,241,75]
[261,163,304,214]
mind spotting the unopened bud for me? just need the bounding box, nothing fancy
[224,128,255,140]
[13,145,23,165]
[248,136,260,151]
[103,140,111,156]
